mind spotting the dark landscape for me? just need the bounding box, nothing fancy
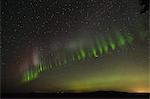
[2,91,149,98]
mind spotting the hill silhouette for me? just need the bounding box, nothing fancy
[2,91,149,98]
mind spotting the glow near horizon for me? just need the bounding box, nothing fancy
[21,31,149,93]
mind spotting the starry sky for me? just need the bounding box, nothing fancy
[2,0,149,93]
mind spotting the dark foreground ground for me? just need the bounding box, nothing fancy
[1,91,149,98]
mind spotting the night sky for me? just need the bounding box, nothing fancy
[2,0,149,93]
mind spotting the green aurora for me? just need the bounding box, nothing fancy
[22,31,147,84]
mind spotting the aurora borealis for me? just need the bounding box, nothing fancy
[22,31,145,82]
[2,0,149,94]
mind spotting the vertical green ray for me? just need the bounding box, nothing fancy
[39,64,43,72]
[42,65,45,71]
[41,64,44,71]
[116,32,126,47]
[34,71,38,78]
[29,71,33,80]
[87,50,92,58]
[92,47,98,58]
[96,39,103,54]
[24,71,30,81]
[108,36,116,50]
[125,33,134,44]
[80,48,86,60]
[33,70,38,79]
[77,53,81,60]
[31,71,35,79]
[101,38,108,53]
[25,72,29,81]
[49,64,52,69]
[45,65,47,70]
[37,64,41,73]
[23,70,38,82]
[26,71,32,81]
[45,65,48,70]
